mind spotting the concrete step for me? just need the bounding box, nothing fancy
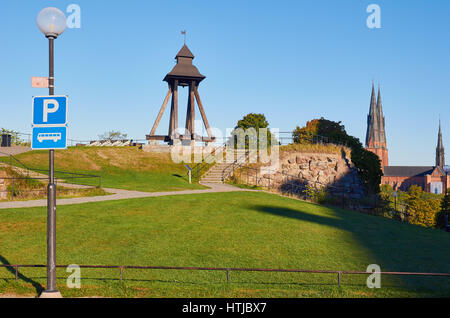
[200,180,223,184]
[201,177,223,181]
[201,176,223,180]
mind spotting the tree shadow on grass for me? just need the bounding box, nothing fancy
[250,204,450,296]
[0,255,44,295]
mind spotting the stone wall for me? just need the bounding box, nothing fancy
[0,170,8,200]
[237,151,365,199]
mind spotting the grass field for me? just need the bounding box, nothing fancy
[0,147,205,192]
[1,191,449,298]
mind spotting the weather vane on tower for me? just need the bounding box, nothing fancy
[181,30,186,44]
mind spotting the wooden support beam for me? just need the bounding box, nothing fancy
[185,88,192,135]
[173,80,179,138]
[194,85,213,139]
[168,83,174,138]
[146,135,169,141]
[168,81,178,139]
[149,86,172,136]
[190,81,196,139]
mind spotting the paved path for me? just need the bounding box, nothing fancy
[0,147,31,157]
[0,183,254,210]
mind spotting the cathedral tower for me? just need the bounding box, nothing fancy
[365,82,389,167]
[436,120,445,168]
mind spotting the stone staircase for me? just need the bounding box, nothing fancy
[200,163,231,184]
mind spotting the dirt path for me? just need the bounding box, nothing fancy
[0,183,255,210]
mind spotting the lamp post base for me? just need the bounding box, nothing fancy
[39,290,62,298]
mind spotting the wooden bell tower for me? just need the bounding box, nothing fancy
[146,44,215,145]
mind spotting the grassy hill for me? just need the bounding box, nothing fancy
[0,191,449,298]
[0,147,205,192]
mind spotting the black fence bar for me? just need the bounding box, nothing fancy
[1,263,449,279]
[1,263,449,288]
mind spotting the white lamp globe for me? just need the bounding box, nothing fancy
[36,7,67,38]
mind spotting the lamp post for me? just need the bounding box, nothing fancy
[36,7,66,298]
[393,190,398,212]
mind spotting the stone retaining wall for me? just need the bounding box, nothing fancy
[235,151,365,199]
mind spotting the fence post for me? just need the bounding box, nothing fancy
[15,265,18,281]
[11,176,14,200]
[120,266,123,285]
[226,269,230,283]
[337,272,342,287]
[239,167,242,184]
[256,170,258,187]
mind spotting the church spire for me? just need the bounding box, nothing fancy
[365,81,389,168]
[377,85,387,146]
[365,81,378,147]
[436,119,445,168]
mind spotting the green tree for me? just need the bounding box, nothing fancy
[406,185,441,228]
[437,189,449,229]
[98,131,128,141]
[231,113,272,149]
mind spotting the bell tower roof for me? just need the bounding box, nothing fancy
[164,44,205,86]
[175,44,195,59]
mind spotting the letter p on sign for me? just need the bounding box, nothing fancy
[43,99,59,123]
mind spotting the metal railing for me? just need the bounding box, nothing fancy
[191,140,231,181]
[1,263,449,287]
[0,151,101,200]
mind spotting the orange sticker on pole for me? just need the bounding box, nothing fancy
[31,77,49,88]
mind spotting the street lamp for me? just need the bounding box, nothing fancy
[36,7,66,298]
[393,190,398,212]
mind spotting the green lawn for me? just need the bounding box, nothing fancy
[0,191,449,298]
[0,147,205,192]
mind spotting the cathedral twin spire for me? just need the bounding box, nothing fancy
[365,81,445,169]
[366,82,387,149]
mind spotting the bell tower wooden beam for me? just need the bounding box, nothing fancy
[149,85,172,137]
[190,81,196,140]
[168,80,179,141]
[194,85,213,139]
[185,87,192,137]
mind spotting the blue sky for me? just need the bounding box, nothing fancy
[0,0,449,166]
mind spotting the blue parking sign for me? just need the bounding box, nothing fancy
[32,95,68,150]
[32,96,68,126]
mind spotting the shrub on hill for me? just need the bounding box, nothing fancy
[406,185,442,228]
[380,184,446,229]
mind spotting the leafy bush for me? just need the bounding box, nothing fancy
[303,185,328,204]
[406,185,442,228]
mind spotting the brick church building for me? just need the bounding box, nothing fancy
[365,83,449,194]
